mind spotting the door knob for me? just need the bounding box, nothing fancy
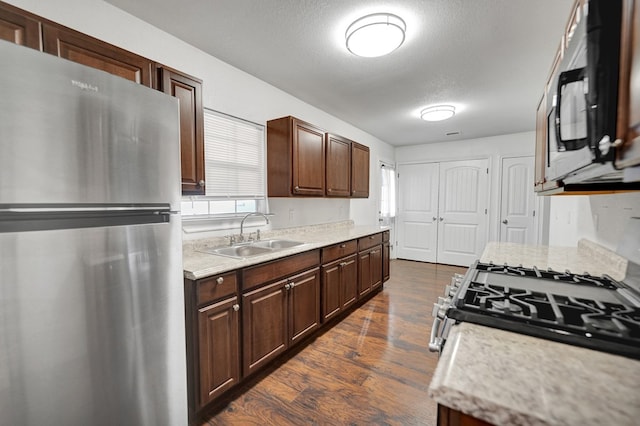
[502,219,508,224]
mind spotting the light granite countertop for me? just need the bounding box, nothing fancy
[182,220,388,280]
[428,240,640,426]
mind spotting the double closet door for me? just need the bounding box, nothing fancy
[396,159,489,267]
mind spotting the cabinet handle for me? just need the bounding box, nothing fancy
[216,277,224,285]
[372,250,379,254]
[294,186,300,191]
[198,180,205,187]
[340,244,346,248]
[370,236,375,239]
[340,262,347,267]
[232,304,239,312]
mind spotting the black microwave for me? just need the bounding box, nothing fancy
[546,0,623,184]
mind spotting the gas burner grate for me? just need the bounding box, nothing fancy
[478,262,619,290]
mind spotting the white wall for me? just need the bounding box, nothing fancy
[6,0,395,232]
[548,193,640,250]
[395,131,537,243]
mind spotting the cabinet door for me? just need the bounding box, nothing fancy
[534,93,547,192]
[326,133,351,197]
[197,296,240,407]
[242,279,288,377]
[321,260,342,322]
[158,67,205,195]
[351,142,370,197]
[292,119,325,195]
[382,242,390,282]
[288,268,320,344]
[358,250,372,297]
[370,245,383,291]
[0,3,40,49]
[341,254,358,309]
[616,0,640,168]
[42,23,154,87]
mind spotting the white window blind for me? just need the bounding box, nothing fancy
[203,109,265,199]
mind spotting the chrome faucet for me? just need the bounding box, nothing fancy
[239,212,270,242]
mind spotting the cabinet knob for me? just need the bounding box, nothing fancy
[285,283,292,290]
[439,217,444,222]
[232,304,239,312]
[294,186,300,191]
[370,236,375,239]
[216,277,224,285]
[198,180,205,187]
[502,219,508,225]
[340,262,347,267]
[432,217,437,222]
[340,244,346,248]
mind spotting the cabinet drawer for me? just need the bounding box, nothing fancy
[197,271,238,306]
[242,250,320,291]
[358,233,382,251]
[321,240,357,264]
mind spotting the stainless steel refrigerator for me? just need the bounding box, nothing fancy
[0,41,188,425]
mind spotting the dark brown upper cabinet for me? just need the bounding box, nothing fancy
[351,142,370,198]
[157,66,205,195]
[325,133,352,197]
[42,23,154,87]
[267,116,326,197]
[0,2,41,49]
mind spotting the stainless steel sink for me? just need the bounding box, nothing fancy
[252,239,305,250]
[199,239,305,259]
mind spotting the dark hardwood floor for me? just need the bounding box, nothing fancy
[200,260,467,426]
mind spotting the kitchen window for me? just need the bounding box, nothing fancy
[182,109,266,219]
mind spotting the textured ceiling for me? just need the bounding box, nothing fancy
[104,0,574,146]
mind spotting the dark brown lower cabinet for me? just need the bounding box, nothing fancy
[383,241,390,282]
[197,296,240,407]
[242,267,320,377]
[321,253,357,322]
[438,404,494,426]
[242,278,288,377]
[358,245,383,297]
[186,234,388,418]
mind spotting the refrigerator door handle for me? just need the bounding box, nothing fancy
[0,204,171,213]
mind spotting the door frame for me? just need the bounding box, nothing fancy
[396,156,492,266]
[497,155,548,245]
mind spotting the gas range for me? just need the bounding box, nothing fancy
[429,261,640,360]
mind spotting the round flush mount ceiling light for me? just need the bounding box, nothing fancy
[345,13,406,57]
[420,105,456,121]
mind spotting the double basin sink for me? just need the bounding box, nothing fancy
[200,239,306,259]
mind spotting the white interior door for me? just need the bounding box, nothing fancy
[396,163,439,262]
[499,156,538,244]
[437,159,489,266]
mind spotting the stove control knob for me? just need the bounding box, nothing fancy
[432,302,441,317]
[437,306,449,319]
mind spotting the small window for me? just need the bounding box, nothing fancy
[182,109,266,218]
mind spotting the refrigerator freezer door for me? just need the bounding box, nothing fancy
[0,41,181,209]
[0,218,187,425]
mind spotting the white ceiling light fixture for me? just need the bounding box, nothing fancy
[345,13,406,58]
[420,105,456,122]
